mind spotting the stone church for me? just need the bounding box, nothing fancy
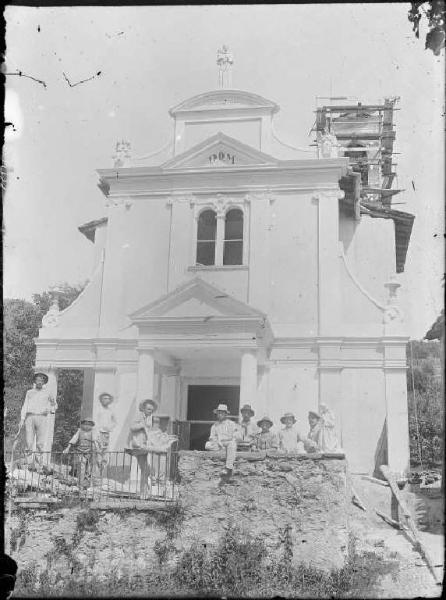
[35,48,414,475]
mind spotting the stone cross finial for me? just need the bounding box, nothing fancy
[112,140,132,168]
[217,45,234,89]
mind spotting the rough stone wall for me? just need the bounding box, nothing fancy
[178,451,350,570]
[9,451,350,585]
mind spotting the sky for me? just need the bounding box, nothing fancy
[3,3,445,339]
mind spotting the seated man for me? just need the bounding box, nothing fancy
[304,411,322,453]
[237,404,259,450]
[205,403,240,479]
[253,416,279,450]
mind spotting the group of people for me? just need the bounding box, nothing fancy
[206,402,341,479]
[17,373,340,487]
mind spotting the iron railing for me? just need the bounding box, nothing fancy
[6,445,179,506]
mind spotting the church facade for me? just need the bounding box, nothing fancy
[35,60,413,475]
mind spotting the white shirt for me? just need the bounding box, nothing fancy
[21,387,57,420]
[209,419,240,444]
[238,418,259,441]
[279,426,304,453]
[96,406,117,433]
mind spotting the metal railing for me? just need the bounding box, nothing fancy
[6,445,179,506]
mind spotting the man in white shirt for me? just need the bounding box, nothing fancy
[237,404,259,449]
[19,373,57,454]
[205,403,240,478]
[96,392,117,467]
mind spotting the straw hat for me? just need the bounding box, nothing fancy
[257,415,273,428]
[99,392,114,403]
[213,403,229,414]
[280,412,296,424]
[33,372,48,384]
[139,399,158,412]
[308,411,321,420]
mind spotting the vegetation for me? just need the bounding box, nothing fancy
[408,1,445,56]
[407,317,444,469]
[15,523,398,598]
[4,283,85,453]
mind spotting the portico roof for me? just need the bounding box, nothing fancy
[130,277,266,324]
[129,277,272,354]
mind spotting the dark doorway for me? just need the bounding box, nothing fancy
[187,385,240,450]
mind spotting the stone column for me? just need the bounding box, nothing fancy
[82,368,96,419]
[136,349,156,401]
[43,368,58,452]
[240,350,258,413]
[215,212,225,266]
[384,342,410,477]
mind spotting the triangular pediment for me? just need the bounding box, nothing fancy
[130,277,265,323]
[169,90,279,116]
[161,133,279,170]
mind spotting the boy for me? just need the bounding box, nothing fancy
[253,416,279,450]
[237,404,259,450]
[205,403,239,479]
[63,418,99,487]
[96,392,117,466]
[278,412,305,454]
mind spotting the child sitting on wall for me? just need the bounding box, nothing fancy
[278,412,306,454]
[63,418,99,487]
[253,416,279,450]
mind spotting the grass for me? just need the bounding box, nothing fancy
[15,523,399,598]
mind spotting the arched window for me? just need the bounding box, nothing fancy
[196,209,217,265]
[223,208,243,265]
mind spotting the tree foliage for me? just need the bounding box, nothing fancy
[407,332,443,468]
[408,1,446,56]
[4,283,86,451]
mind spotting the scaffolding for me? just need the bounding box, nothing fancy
[313,96,414,274]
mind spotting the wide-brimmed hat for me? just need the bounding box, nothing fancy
[257,415,273,427]
[139,399,158,412]
[240,404,255,417]
[99,392,114,403]
[308,411,321,420]
[280,412,296,424]
[80,418,95,426]
[33,372,48,384]
[213,403,229,414]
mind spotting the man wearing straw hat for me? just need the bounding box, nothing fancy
[237,404,259,450]
[18,372,57,456]
[205,403,239,478]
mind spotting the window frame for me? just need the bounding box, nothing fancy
[191,198,250,268]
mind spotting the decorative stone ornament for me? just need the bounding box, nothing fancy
[112,140,132,167]
[216,45,234,89]
[41,296,60,328]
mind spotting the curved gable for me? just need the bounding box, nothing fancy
[169,89,279,117]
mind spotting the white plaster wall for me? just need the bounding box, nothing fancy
[111,369,138,451]
[267,364,319,437]
[268,194,318,329]
[340,214,395,304]
[340,368,387,473]
[184,119,262,151]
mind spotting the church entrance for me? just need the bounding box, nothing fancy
[186,385,240,450]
